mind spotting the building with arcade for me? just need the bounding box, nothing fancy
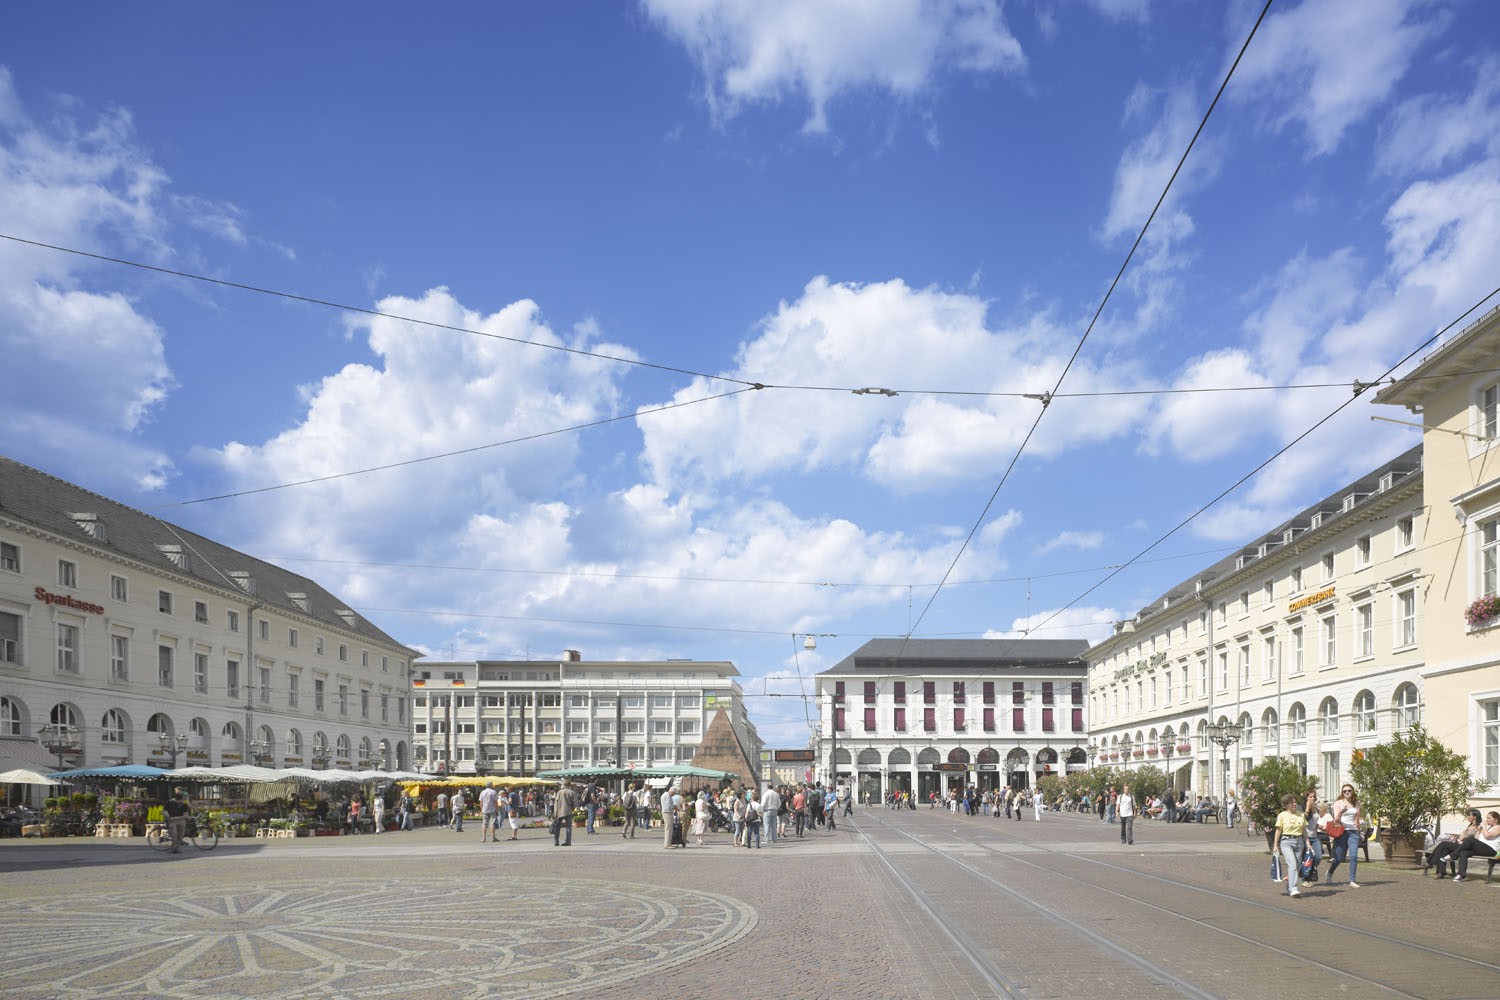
[814,638,1090,803]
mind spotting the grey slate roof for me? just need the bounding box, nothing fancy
[821,638,1089,675]
[1117,443,1423,629]
[0,455,409,651]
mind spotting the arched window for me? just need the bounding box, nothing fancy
[888,747,911,766]
[146,712,173,738]
[1353,691,1377,734]
[1238,712,1254,747]
[947,747,970,764]
[190,717,210,739]
[0,696,21,736]
[1393,683,1421,728]
[335,734,351,760]
[286,729,303,757]
[100,709,127,744]
[1319,698,1339,737]
[1261,708,1278,746]
[358,736,373,762]
[1288,703,1306,740]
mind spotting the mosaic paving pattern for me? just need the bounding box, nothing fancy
[0,876,757,999]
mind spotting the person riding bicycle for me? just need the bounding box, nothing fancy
[164,790,190,854]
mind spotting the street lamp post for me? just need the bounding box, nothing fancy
[1120,735,1133,772]
[41,723,78,770]
[1206,722,1243,809]
[249,739,273,767]
[157,732,189,769]
[1159,738,1176,785]
[1086,739,1099,768]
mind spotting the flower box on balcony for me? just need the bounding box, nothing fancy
[1132,749,1145,758]
[1176,742,1192,753]
[1145,747,1159,757]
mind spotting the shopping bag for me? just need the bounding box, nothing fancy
[1270,853,1281,881]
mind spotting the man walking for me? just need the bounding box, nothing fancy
[552,782,577,847]
[479,782,499,842]
[621,783,638,839]
[450,788,466,833]
[164,790,190,854]
[760,783,780,845]
[505,786,522,840]
[436,790,449,828]
[1118,783,1136,846]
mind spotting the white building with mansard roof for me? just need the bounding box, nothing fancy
[0,456,417,773]
[1085,446,1425,803]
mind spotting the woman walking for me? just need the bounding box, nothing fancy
[1327,783,1362,887]
[1274,793,1307,898]
[691,791,708,846]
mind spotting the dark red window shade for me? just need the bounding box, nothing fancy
[1012,681,1025,731]
[953,681,965,704]
[1042,681,1055,732]
[983,707,996,731]
[923,707,935,731]
[864,708,876,729]
[983,681,994,704]
[834,681,846,731]
[894,707,906,730]
[954,707,965,730]
[894,682,906,704]
[864,681,876,703]
[923,681,935,703]
[1071,681,1084,731]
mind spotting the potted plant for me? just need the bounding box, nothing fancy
[1349,724,1489,868]
[1176,742,1192,754]
[1464,594,1500,628]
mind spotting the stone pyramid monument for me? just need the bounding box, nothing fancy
[690,707,761,789]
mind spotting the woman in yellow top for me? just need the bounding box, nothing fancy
[1274,793,1308,898]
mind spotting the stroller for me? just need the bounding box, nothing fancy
[705,798,732,833]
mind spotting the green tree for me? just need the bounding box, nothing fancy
[1121,764,1168,804]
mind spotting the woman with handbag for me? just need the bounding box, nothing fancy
[1326,783,1361,887]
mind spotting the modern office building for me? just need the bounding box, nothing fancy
[1085,445,1426,802]
[1376,305,1500,817]
[410,652,763,778]
[0,457,416,771]
[815,638,1090,803]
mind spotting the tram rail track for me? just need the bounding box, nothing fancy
[851,807,1495,999]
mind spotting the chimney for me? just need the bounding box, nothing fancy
[563,649,582,662]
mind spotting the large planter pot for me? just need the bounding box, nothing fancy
[1378,831,1427,870]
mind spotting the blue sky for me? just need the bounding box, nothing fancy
[3,1,1499,747]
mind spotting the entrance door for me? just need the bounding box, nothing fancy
[858,772,882,803]
[917,771,940,804]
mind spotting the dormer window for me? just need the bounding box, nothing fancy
[229,571,256,596]
[71,513,106,543]
[156,544,188,571]
[287,592,310,612]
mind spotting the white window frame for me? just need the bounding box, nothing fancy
[1355,602,1374,659]
[58,559,77,588]
[0,541,19,573]
[1394,588,1417,649]
[194,651,209,694]
[111,574,128,602]
[1261,632,1277,682]
[1319,613,1337,668]
[57,622,80,673]
[110,633,129,681]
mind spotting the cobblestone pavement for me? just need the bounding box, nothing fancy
[0,810,1492,999]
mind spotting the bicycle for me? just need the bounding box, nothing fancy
[146,814,219,852]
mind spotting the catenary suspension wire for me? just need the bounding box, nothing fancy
[901,0,1277,648]
[1019,283,1500,642]
[0,233,763,390]
[149,386,757,508]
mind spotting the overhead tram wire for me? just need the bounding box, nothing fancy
[1021,282,1500,645]
[898,0,1278,653]
[16,232,1497,407]
[0,234,766,391]
[149,385,756,508]
[12,233,1497,406]
[262,542,1242,591]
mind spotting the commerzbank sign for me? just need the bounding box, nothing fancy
[1288,585,1336,614]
